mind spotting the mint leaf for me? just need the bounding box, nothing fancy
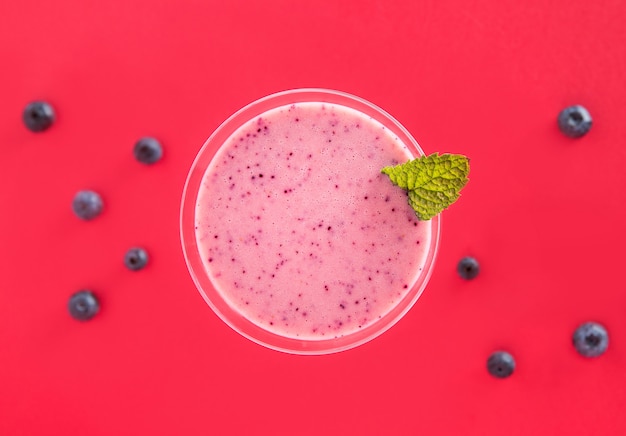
[381,153,469,220]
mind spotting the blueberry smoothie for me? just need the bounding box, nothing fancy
[195,102,432,340]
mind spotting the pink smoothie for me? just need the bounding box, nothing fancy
[195,102,432,340]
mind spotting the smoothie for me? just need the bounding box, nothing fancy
[194,102,432,340]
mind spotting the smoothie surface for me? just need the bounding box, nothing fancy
[195,102,432,339]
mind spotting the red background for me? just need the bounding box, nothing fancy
[1,1,625,435]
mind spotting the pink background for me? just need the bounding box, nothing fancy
[1,0,625,434]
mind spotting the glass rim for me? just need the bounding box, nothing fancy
[180,88,441,355]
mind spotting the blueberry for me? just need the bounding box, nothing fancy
[72,190,103,220]
[68,290,100,321]
[487,351,515,378]
[457,256,480,280]
[573,322,608,358]
[23,101,55,132]
[557,105,592,138]
[124,247,149,271]
[133,137,163,164]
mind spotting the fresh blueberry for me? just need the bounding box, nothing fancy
[557,105,592,138]
[133,137,163,164]
[573,322,608,358]
[457,256,480,280]
[23,101,55,132]
[68,290,100,321]
[487,351,515,378]
[72,190,103,220]
[124,247,149,271]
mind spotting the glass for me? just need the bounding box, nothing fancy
[180,89,441,354]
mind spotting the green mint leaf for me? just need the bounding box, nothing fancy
[381,153,470,220]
